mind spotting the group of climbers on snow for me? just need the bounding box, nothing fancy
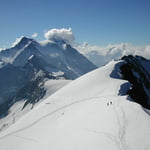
[107,101,113,106]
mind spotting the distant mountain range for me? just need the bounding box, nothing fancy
[0,37,97,117]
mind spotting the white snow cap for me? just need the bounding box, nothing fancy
[11,36,24,47]
[44,28,75,46]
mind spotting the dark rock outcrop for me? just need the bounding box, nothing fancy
[120,55,150,109]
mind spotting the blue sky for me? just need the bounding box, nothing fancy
[0,0,150,48]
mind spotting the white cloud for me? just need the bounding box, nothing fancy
[31,32,38,38]
[77,42,150,59]
[76,42,150,66]
[76,42,108,55]
[44,28,75,46]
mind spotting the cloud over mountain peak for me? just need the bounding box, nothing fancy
[44,28,75,46]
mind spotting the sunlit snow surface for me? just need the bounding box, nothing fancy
[0,80,70,131]
[0,60,150,150]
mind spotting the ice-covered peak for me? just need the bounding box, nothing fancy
[14,36,34,49]
[20,36,31,42]
[12,42,42,66]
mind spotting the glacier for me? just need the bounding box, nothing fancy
[0,60,149,150]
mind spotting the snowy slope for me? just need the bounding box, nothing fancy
[0,80,70,131]
[0,60,150,150]
[0,36,96,119]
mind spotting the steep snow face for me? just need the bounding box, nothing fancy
[0,37,33,64]
[12,42,42,66]
[36,40,97,78]
[0,60,149,150]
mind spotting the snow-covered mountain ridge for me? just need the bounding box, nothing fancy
[0,36,96,118]
[0,59,149,150]
[0,37,96,73]
[0,35,149,149]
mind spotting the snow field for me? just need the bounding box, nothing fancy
[0,60,149,150]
